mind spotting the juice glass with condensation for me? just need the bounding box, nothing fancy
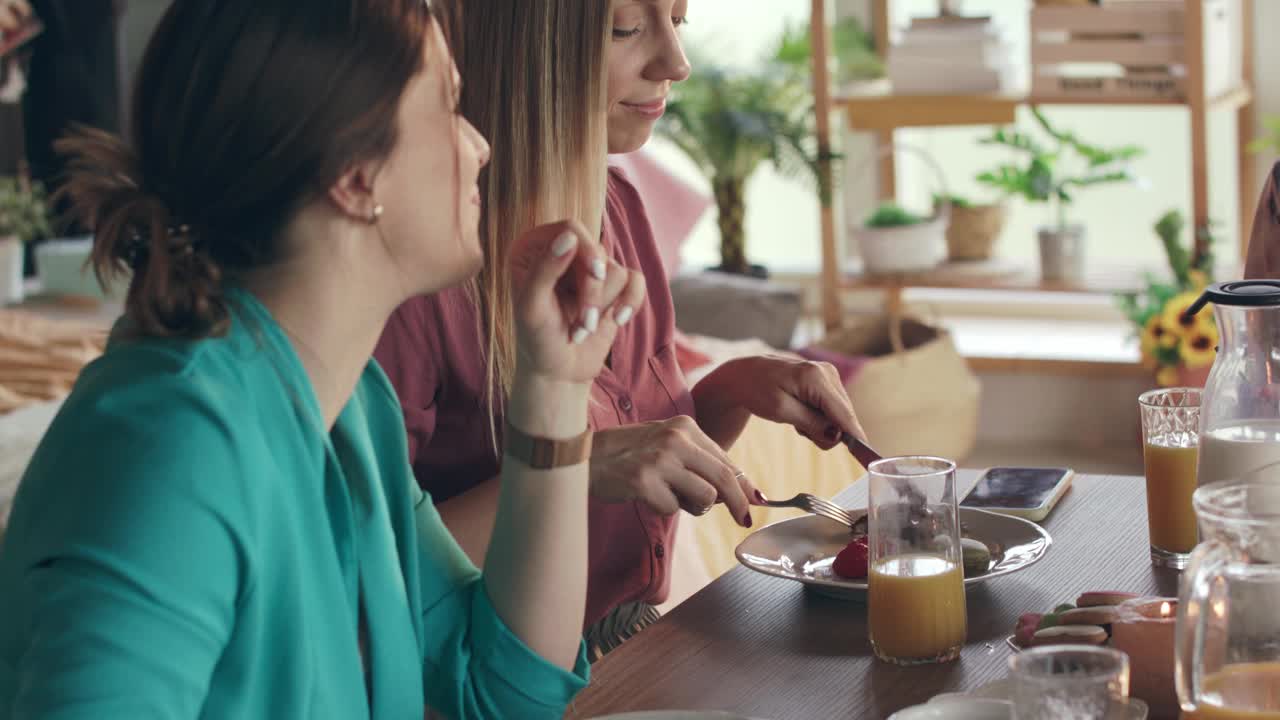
[867,456,965,665]
[1140,387,1202,569]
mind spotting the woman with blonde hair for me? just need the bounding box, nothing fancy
[377,0,863,657]
[0,1,644,717]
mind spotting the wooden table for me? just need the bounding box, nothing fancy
[567,472,1176,720]
[14,280,121,329]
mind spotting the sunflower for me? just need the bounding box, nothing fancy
[1143,314,1179,351]
[1192,309,1216,337]
[1139,330,1160,369]
[1181,323,1219,369]
[1161,291,1203,337]
[1155,365,1181,387]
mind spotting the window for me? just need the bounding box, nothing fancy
[651,0,1256,279]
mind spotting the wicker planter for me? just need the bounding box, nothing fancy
[945,203,1006,261]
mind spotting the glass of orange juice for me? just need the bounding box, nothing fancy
[1139,387,1202,569]
[867,456,965,665]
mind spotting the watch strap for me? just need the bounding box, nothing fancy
[504,420,593,469]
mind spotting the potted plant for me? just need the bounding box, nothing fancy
[776,15,885,92]
[1117,210,1217,387]
[0,177,52,305]
[658,21,869,278]
[934,192,1006,262]
[854,201,947,274]
[977,107,1143,283]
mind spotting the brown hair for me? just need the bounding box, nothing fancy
[57,1,435,338]
[443,0,610,442]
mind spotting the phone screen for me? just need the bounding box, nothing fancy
[961,467,1071,510]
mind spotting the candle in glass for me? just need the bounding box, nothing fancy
[1111,597,1179,719]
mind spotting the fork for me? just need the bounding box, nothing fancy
[755,492,861,529]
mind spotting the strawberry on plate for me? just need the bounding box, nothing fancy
[832,535,870,579]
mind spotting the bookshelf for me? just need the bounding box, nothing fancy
[809,0,1257,331]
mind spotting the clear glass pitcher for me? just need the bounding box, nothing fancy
[1185,281,1280,486]
[1176,478,1280,717]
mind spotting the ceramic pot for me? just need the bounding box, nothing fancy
[1037,225,1086,283]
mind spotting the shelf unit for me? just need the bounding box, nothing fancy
[809,0,1257,331]
[837,259,1153,295]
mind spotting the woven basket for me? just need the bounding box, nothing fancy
[816,314,980,461]
[945,203,1006,262]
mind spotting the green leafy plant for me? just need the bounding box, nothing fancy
[1248,114,1280,155]
[775,17,884,86]
[865,202,925,228]
[658,23,864,275]
[976,107,1143,232]
[0,177,51,244]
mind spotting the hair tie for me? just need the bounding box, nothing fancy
[123,222,201,269]
[168,224,197,256]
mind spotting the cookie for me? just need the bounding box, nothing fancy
[1031,625,1109,647]
[1059,606,1119,627]
[1075,591,1140,608]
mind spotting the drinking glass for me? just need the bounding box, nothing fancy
[867,456,965,665]
[1010,645,1131,719]
[1140,387,1202,569]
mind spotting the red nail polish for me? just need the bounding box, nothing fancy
[825,425,840,441]
[744,513,753,528]
[753,489,769,504]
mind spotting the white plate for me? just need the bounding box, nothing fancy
[591,707,768,712]
[734,508,1052,600]
[890,680,1148,720]
[888,698,1012,720]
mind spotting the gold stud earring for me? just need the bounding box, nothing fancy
[369,204,385,224]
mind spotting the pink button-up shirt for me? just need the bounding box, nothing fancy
[375,168,693,627]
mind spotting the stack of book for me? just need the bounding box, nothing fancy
[887,14,1020,95]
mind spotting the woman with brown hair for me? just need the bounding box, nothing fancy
[0,2,643,717]
[376,0,864,658]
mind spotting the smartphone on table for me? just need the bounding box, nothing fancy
[960,467,1075,522]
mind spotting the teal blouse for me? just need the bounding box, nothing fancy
[0,289,589,719]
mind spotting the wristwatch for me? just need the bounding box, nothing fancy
[504,420,593,469]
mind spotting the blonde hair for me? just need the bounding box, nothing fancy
[444,0,610,445]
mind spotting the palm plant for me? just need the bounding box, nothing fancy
[658,20,873,275]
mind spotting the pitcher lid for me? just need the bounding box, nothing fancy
[1185,281,1280,319]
